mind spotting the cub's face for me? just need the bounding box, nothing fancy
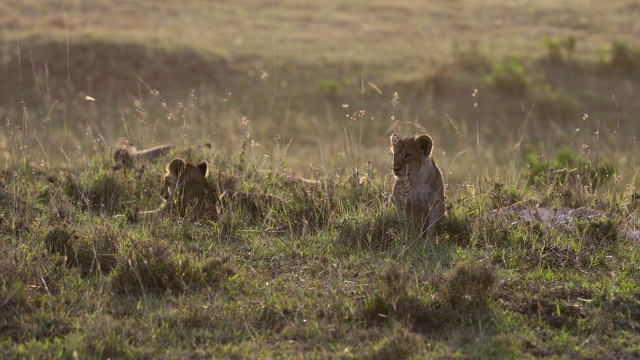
[112,149,133,170]
[390,133,434,179]
[161,158,210,201]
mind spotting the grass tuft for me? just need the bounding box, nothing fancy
[367,325,426,360]
[442,259,497,310]
[109,237,235,295]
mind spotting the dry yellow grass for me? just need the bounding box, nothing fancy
[3,0,639,69]
[1,0,639,184]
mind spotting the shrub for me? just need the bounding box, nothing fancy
[44,227,73,256]
[531,84,581,121]
[452,41,492,73]
[363,260,428,326]
[608,40,640,73]
[367,326,425,360]
[442,200,475,246]
[110,238,235,294]
[577,218,618,245]
[316,77,353,100]
[336,207,402,251]
[88,169,124,213]
[44,225,118,276]
[542,37,563,63]
[525,148,617,190]
[441,259,497,310]
[542,36,576,63]
[483,55,530,96]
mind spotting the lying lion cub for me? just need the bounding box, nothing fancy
[390,133,446,237]
[117,158,283,222]
[112,145,175,170]
[488,200,608,225]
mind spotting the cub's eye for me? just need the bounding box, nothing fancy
[404,153,412,160]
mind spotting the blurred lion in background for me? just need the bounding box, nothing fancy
[112,144,175,170]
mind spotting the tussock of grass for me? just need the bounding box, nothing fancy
[367,325,426,360]
[526,148,618,192]
[441,259,496,310]
[363,260,440,332]
[44,220,121,276]
[110,237,235,295]
[336,207,403,251]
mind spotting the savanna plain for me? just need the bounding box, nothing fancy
[2,0,640,358]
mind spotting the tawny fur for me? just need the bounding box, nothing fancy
[112,144,175,170]
[133,158,220,221]
[390,133,446,237]
[489,200,608,225]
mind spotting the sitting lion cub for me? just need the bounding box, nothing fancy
[122,158,220,221]
[390,133,446,237]
[118,158,284,222]
[112,144,175,170]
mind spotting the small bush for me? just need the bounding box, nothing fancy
[368,325,425,360]
[316,77,353,100]
[525,148,617,190]
[336,207,402,251]
[363,260,415,324]
[110,238,235,294]
[88,170,124,213]
[486,181,522,211]
[484,55,530,96]
[45,225,118,277]
[58,169,125,213]
[84,314,129,359]
[577,218,618,245]
[362,260,442,333]
[44,227,73,256]
[532,85,581,121]
[452,41,492,73]
[441,259,497,310]
[607,40,640,73]
[542,36,576,63]
[442,201,475,246]
[542,37,563,63]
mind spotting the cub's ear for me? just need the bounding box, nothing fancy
[414,134,434,157]
[196,161,209,177]
[167,158,187,176]
[390,133,401,146]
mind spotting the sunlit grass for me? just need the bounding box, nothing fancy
[1,0,639,182]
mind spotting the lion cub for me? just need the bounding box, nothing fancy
[390,133,446,237]
[119,158,284,222]
[112,144,175,170]
[124,158,221,221]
